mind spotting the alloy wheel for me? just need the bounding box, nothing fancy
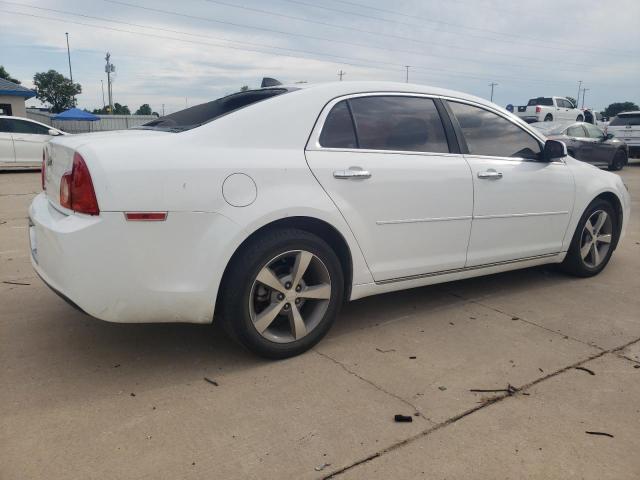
[579,210,612,268]
[249,250,332,343]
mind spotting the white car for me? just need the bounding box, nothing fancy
[30,81,630,358]
[0,116,65,168]
[513,97,584,123]
[607,111,640,158]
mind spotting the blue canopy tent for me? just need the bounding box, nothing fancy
[52,108,100,121]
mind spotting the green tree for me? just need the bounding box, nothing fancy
[33,70,81,113]
[135,103,152,115]
[602,102,639,118]
[566,96,577,108]
[113,103,131,115]
[0,65,21,84]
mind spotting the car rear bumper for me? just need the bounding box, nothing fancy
[29,192,241,324]
[518,115,540,123]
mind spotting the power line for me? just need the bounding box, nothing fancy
[326,0,633,56]
[0,8,612,89]
[199,0,593,68]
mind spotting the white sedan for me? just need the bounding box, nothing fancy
[30,81,630,358]
[0,116,65,168]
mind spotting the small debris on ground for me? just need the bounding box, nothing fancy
[585,431,614,438]
[2,280,30,286]
[409,356,417,359]
[113,364,121,368]
[130,392,136,397]
[511,316,520,321]
[394,414,413,423]
[314,463,331,471]
[539,368,544,373]
[375,348,395,353]
[204,377,219,386]
[575,366,596,376]
[633,365,640,369]
[470,384,518,396]
[438,386,447,391]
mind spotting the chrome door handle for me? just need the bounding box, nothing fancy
[477,170,503,180]
[333,168,371,179]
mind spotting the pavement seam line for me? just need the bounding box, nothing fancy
[449,291,606,351]
[325,336,640,479]
[313,350,430,423]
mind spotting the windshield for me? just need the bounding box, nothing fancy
[609,113,640,126]
[527,97,554,106]
[138,88,291,132]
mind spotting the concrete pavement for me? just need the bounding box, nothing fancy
[1,163,639,479]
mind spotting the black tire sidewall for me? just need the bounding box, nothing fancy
[221,229,344,359]
[562,199,618,277]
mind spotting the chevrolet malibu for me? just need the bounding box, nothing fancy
[30,81,631,358]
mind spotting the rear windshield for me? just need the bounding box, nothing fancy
[609,113,640,126]
[138,88,291,132]
[527,97,554,106]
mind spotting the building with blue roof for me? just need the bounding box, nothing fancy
[0,78,37,118]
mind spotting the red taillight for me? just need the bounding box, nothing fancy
[41,149,46,190]
[59,152,100,215]
[535,106,541,113]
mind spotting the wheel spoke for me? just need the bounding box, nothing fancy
[592,211,608,235]
[300,283,331,300]
[256,267,285,293]
[584,219,595,236]
[580,241,592,260]
[291,251,313,288]
[590,242,600,266]
[597,233,612,244]
[290,304,307,340]
[254,300,285,333]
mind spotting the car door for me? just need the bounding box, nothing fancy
[565,124,593,162]
[0,118,16,163]
[583,123,614,166]
[305,94,473,282]
[11,119,52,164]
[446,100,574,267]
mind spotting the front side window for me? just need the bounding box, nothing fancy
[567,125,586,137]
[0,118,11,133]
[449,101,541,160]
[11,119,50,135]
[348,96,449,153]
[583,123,604,138]
[319,100,357,148]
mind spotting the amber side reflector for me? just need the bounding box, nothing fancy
[124,212,168,221]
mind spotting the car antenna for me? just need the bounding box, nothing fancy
[261,77,283,88]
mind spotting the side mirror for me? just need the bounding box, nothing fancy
[542,139,567,161]
[48,129,61,136]
[605,133,614,140]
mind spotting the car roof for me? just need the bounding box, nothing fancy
[616,111,640,116]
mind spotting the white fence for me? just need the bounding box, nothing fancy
[26,110,157,134]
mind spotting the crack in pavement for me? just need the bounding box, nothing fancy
[314,349,430,423]
[323,336,640,479]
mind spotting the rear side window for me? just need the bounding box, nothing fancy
[348,96,449,153]
[319,101,357,148]
[10,119,50,135]
[449,101,541,160]
[527,97,554,107]
[567,125,586,137]
[610,114,640,126]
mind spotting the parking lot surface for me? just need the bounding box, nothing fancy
[2,164,639,479]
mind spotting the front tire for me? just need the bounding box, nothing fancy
[576,115,584,122]
[608,149,626,171]
[560,199,618,277]
[544,114,553,122]
[219,228,344,358]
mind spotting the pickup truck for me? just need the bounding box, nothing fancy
[512,97,584,123]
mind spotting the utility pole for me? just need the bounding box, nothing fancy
[65,33,73,84]
[100,80,106,111]
[404,65,410,83]
[489,82,498,102]
[581,88,590,109]
[105,52,115,114]
[576,80,582,107]
[338,69,346,81]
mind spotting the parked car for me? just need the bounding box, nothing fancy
[30,81,630,358]
[514,97,584,123]
[607,111,640,158]
[0,116,65,168]
[531,121,628,170]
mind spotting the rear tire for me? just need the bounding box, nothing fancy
[576,115,584,122]
[219,228,344,359]
[544,114,553,122]
[560,199,618,277]
[608,149,626,171]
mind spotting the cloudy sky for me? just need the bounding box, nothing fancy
[1,0,639,114]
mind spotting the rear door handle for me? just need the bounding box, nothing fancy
[333,168,371,179]
[477,170,503,180]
